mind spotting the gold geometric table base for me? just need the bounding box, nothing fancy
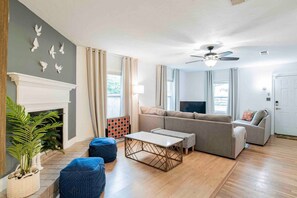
[125,137,183,172]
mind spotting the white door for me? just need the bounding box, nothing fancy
[274,75,297,136]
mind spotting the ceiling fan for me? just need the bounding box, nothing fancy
[186,46,239,67]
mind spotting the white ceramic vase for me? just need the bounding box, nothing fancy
[7,167,40,198]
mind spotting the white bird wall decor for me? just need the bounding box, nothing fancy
[55,63,63,74]
[31,38,39,52]
[39,61,48,72]
[59,43,65,54]
[49,45,56,59]
[35,24,42,36]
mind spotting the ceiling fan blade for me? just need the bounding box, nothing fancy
[190,55,204,58]
[218,51,233,57]
[219,57,239,61]
[185,60,203,64]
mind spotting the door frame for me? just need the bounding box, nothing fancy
[272,72,297,135]
[0,0,8,175]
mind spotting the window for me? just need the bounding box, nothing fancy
[214,82,229,114]
[167,81,175,111]
[167,68,176,111]
[107,74,121,118]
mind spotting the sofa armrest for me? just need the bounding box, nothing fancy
[232,126,246,159]
[233,120,267,145]
[233,121,264,134]
[262,115,271,144]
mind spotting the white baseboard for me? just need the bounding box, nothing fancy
[76,136,93,143]
[64,136,77,149]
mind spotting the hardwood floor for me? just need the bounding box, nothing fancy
[105,136,297,198]
[103,142,236,198]
[2,134,294,197]
[217,136,297,198]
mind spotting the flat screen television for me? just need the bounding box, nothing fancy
[180,101,206,113]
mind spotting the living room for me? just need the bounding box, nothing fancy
[1,0,297,197]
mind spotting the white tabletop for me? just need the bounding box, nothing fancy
[125,131,183,147]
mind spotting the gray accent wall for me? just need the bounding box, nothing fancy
[2,0,76,177]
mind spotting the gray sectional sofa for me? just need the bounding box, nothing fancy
[139,107,247,159]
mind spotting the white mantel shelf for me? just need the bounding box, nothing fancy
[7,72,76,90]
[7,72,77,149]
[7,72,76,107]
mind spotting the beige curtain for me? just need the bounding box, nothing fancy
[86,48,107,137]
[121,57,139,132]
[228,68,239,120]
[174,69,180,111]
[156,65,167,109]
[206,70,214,114]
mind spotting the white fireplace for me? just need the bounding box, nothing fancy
[7,72,77,149]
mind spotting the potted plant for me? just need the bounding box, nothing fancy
[6,96,63,198]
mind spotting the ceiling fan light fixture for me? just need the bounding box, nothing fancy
[204,55,218,67]
[204,59,217,67]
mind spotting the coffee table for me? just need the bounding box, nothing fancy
[125,131,183,172]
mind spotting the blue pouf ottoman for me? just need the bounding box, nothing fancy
[59,157,105,198]
[89,138,117,163]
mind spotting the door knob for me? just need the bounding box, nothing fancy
[276,108,281,110]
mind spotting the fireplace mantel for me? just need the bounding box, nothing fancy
[7,72,76,107]
[7,72,77,149]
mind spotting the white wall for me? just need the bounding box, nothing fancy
[180,71,205,101]
[178,63,297,134]
[106,53,122,74]
[238,63,297,134]
[138,60,157,107]
[76,46,94,141]
[213,69,229,83]
[179,70,229,101]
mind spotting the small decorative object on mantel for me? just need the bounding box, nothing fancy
[39,61,48,72]
[55,63,63,73]
[31,38,39,52]
[59,43,65,54]
[49,45,56,59]
[34,24,42,36]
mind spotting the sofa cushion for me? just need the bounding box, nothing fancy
[194,113,232,123]
[242,110,255,121]
[251,110,268,126]
[233,119,251,125]
[140,106,166,116]
[166,111,194,119]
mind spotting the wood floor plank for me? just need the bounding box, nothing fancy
[216,136,297,198]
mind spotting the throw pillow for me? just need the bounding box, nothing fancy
[166,111,194,119]
[194,113,232,123]
[140,106,166,116]
[251,110,268,126]
[242,110,255,121]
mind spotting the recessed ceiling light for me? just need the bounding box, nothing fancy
[260,51,269,56]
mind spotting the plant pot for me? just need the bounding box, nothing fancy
[7,169,40,198]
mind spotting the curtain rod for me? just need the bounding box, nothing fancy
[87,47,132,58]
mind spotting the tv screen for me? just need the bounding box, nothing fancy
[180,101,206,113]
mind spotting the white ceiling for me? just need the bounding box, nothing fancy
[19,0,297,71]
